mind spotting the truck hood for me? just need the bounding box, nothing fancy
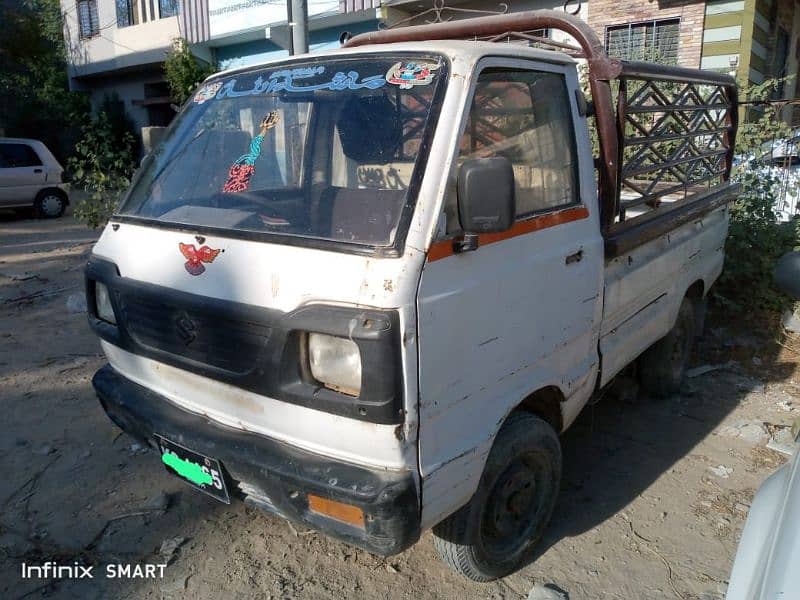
[91,221,420,312]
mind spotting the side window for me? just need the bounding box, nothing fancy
[0,146,10,168]
[0,144,43,168]
[444,68,580,234]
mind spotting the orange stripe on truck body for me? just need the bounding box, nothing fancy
[427,205,590,262]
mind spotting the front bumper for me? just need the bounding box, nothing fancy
[92,365,420,555]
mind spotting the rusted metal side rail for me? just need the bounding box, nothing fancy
[344,9,739,248]
[614,61,738,216]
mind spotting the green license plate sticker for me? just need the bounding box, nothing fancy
[155,435,230,504]
[161,452,212,486]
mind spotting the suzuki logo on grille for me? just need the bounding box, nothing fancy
[175,313,198,345]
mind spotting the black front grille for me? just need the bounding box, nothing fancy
[117,291,271,375]
[86,255,404,424]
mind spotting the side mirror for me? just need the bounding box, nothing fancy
[457,157,515,237]
[774,251,800,300]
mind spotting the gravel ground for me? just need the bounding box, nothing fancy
[1,209,798,600]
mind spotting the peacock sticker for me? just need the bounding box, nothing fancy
[222,111,279,194]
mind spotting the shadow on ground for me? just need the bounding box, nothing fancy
[1,208,797,599]
[533,308,795,565]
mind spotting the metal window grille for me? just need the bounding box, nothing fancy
[159,0,178,18]
[605,19,680,64]
[77,0,99,38]
[527,28,553,50]
[116,0,133,27]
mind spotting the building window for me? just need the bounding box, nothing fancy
[159,0,178,18]
[605,19,680,64]
[77,0,99,38]
[116,0,141,27]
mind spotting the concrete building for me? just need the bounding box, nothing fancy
[698,0,800,95]
[175,1,576,71]
[62,0,800,138]
[61,0,206,132]
[582,0,800,89]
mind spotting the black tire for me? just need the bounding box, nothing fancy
[432,412,562,581]
[34,189,67,218]
[639,297,696,397]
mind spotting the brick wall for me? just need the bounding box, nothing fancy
[587,0,707,68]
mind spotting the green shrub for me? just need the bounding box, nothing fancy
[68,112,136,229]
[714,78,800,312]
[164,38,216,106]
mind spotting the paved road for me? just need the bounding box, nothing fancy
[0,207,98,258]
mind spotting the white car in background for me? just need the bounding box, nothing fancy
[0,137,70,218]
[726,252,800,599]
[734,131,800,222]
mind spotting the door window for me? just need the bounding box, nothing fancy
[444,68,580,234]
[0,144,43,168]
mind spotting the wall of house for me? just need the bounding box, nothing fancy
[78,67,173,144]
[586,0,705,67]
[766,0,796,87]
[87,75,155,131]
[61,0,181,78]
[61,0,217,140]
[214,19,381,70]
[785,1,800,100]
[750,0,776,83]
[700,0,746,75]
[380,0,588,46]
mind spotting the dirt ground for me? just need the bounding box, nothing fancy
[1,208,799,600]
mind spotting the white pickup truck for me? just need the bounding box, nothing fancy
[85,10,738,581]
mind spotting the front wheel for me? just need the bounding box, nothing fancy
[432,412,562,581]
[34,189,67,218]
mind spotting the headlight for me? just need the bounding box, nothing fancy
[95,282,116,325]
[308,333,361,397]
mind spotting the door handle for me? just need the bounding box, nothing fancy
[33,168,43,173]
[565,249,583,265]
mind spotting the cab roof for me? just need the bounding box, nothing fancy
[211,40,575,81]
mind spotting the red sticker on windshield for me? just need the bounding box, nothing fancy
[194,81,222,104]
[386,62,439,89]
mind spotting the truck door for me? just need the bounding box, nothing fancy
[416,59,604,527]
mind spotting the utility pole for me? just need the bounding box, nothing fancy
[289,0,309,55]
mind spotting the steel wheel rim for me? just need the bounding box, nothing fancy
[40,195,63,216]
[480,454,548,561]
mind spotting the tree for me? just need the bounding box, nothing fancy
[164,39,216,106]
[0,0,89,161]
[69,112,137,229]
[714,77,800,312]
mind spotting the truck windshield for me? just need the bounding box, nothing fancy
[118,55,446,248]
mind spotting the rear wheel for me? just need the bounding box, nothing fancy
[432,412,561,581]
[639,297,696,397]
[34,189,67,218]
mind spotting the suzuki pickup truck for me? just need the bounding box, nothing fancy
[85,10,738,581]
